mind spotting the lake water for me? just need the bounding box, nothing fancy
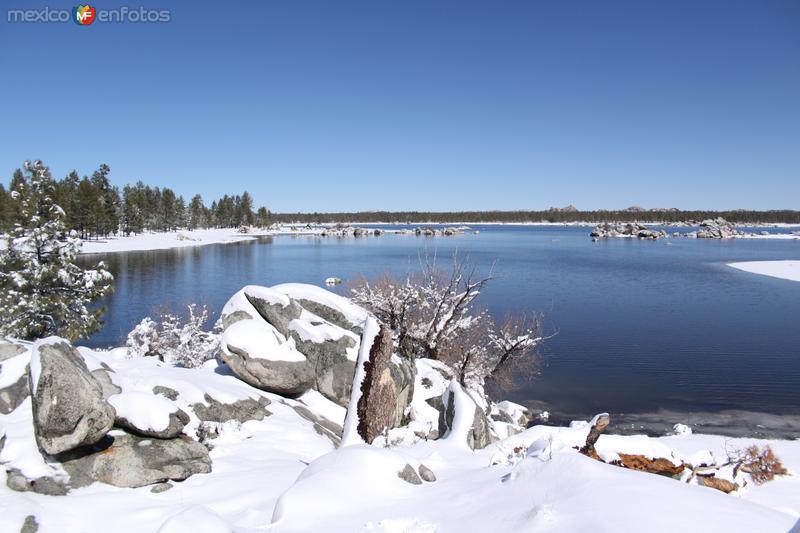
[82,225,800,436]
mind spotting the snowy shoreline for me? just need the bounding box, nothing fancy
[729,260,800,283]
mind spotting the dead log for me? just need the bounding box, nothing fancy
[579,413,610,459]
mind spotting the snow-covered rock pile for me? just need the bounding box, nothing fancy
[590,222,668,239]
[0,337,279,495]
[696,217,745,238]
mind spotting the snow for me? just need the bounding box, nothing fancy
[157,506,231,533]
[74,226,345,255]
[729,260,800,282]
[272,283,370,327]
[0,397,69,482]
[243,285,291,308]
[2,344,800,532]
[297,389,347,427]
[0,351,30,389]
[221,319,306,363]
[340,315,379,446]
[288,312,354,345]
[108,392,180,433]
[441,381,476,448]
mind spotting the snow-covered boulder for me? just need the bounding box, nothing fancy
[220,285,369,407]
[57,430,211,488]
[272,283,369,335]
[0,341,31,414]
[29,339,116,455]
[438,381,491,450]
[109,391,190,439]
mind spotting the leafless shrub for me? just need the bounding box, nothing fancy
[351,253,544,391]
[736,445,788,485]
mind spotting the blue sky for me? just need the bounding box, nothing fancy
[1,0,798,211]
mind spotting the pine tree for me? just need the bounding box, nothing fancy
[0,161,114,341]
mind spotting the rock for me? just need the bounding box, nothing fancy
[0,353,30,414]
[30,339,116,455]
[220,284,371,406]
[91,367,122,401]
[697,475,738,493]
[291,331,356,406]
[5,467,69,496]
[397,464,422,485]
[290,404,342,446]
[696,217,742,239]
[150,482,174,493]
[0,341,26,361]
[110,392,190,439]
[438,382,491,450]
[20,515,39,533]
[58,431,211,489]
[191,394,271,423]
[418,464,436,482]
[244,286,303,338]
[221,320,316,397]
[153,385,179,401]
[590,223,667,240]
[355,325,414,443]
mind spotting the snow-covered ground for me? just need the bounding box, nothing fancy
[729,260,800,283]
[78,227,328,254]
[1,349,799,533]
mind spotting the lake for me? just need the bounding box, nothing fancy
[82,225,800,436]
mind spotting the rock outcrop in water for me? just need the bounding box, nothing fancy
[590,223,667,239]
[695,217,743,239]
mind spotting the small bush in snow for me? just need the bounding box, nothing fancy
[738,445,788,485]
[126,303,220,368]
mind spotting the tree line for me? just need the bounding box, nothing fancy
[272,209,800,225]
[0,163,272,238]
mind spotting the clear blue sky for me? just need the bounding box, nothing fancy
[1,0,798,211]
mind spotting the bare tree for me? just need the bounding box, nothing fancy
[351,253,544,392]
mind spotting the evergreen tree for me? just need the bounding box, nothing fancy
[255,206,271,227]
[188,194,206,229]
[240,191,255,226]
[0,161,114,341]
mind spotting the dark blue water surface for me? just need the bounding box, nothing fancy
[82,226,800,422]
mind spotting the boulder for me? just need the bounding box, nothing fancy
[58,431,211,489]
[397,464,422,485]
[437,382,491,450]
[0,347,31,414]
[220,285,371,406]
[109,391,190,439]
[191,393,271,423]
[418,464,436,482]
[91,366,122,401]
[29,339,116,455]
[20,515,39,533]
[243,285,303,338]
[0,340,26,361]
[355,325,415,443]
[221,318,316,397]
[5,467,69,496]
